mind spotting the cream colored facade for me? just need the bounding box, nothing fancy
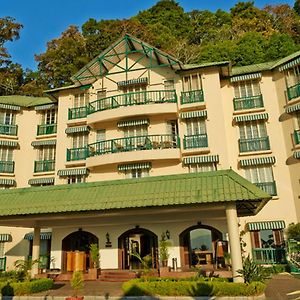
[0,35,299,274]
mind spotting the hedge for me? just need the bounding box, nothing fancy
[0,278,53,296]
[122,279,266,297]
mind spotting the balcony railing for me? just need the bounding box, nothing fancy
[255,181,277,196]
[88,134,180,156]
[287,82,300,101]
[37,124,57,136]
[34,160,55,173]
[88,90,177,114]
[68,106,88,120]
[180,89,204,104]
[294,129,300,145]
[0,257,6,271]
[252,248,286,264]
[239,136,270,152]
[233,94,264,111]
[0,161,14,173]
[183,134,208,149]
[0,124,18,136]
[67,147,89,161]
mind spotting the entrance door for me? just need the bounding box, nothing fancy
[118,228,158,270]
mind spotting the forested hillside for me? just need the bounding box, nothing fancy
[1,0,300,95]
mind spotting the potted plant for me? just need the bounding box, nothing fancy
[89,243,100,279]
[66,271,84,300]
[159,233,170,275]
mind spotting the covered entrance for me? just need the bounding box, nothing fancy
[118,228,158,270]
[62,230,98,272]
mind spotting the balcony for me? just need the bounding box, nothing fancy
[233,95,264,111]
[0,257,6,271]
[239,136,270,153]
[34,160,55,173]
[0,124,18,136]
[294,129,300,145]
[180,89,204,105]
[67,147,89,161]
[252,248,286,264]
[0,161,14,173]
[68,106,88,120]
[37,124,57,136]
[287,82,300,101]
[183,134,208,149]
[255,181,277,196]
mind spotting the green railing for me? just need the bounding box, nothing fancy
[255,181,277,196]
[67,147,89,161]
[252,248,286,264]
[34,160,55,173]
[233,94,264,111]
[287,82,300,101]
[89,134,180,156]
[183,134,208,149]
[37,124,57,135]
[0,124,18,136]
[68,106,88,120]
[239,136,270,152]
[0,160,14,173]
[294,129,300,145]
[0,257,6,271]
[88,90,177,114]
[180,89,204,104]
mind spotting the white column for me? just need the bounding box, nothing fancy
[226,203,243,283]
[31,227,40,278]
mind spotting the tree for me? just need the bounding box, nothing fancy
[294,0,300,15]
[287,223,300,241]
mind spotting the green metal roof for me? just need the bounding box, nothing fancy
[0,170,271,218]
[0,96,56,109]
[183,61,230,70]
[232,61,278,76]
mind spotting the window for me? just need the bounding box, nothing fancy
[74,93,89,108]
[296,112,300,129]
[0,111,16,125]
[234,80,261,98]
[96,129,106,142]
[125,169,149,179]
[286,65,300,87]
[166,120,178,136]
[72,133,88,148]
[67,175,86,184]
[188,163,216,173]
[245,165,274,184]
[0,242,4,257]
[41,109,56,125]
[122,85,146,94]
[0,147,13,161]
[183,73,202,91]
[239,122,267,140]
[251,229,284,248]
[97,90,106,100]
[38,146,56,161]
[186,118,206,136]
[123,125,148,138]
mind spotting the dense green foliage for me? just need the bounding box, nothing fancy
[2,0,300,94]
[287,222,300,241]
[0,278,53,296]
[122,278,266,296]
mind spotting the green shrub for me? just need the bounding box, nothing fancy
[0,278,53,296]
[122,278,266,296]
[0,270,25,282]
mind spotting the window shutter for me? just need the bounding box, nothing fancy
[251,231,261,248]
[273,230,283,246]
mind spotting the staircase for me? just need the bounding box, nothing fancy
[99,270,137,282]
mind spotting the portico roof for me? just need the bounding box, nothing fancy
[0,170,270,223]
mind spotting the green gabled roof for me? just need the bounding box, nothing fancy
[0,170,270,218]
[183,61,230,70]
[232,61,279,76]
[0,95,56,108]
[273,50,300,69]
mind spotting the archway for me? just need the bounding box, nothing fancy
[62,230,98,272]
[118,228,158,270]
[179,224,223,270]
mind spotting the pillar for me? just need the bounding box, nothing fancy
[226,203,243,283]
[31,227,40,278]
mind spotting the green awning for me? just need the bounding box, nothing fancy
[118,162,152,171]
[31,140,56,147]
[286,103,300,114]
[79,84,92,91]
[248,220,285,231]
[57,168,89,177]
[0,103,20,111]
[279,57,300,72]
[0,234,12,242]
[230,73,262,83]
[293,151,300,159]
[180,110,207,119]
[240,156,276,167]
[183,155,219,165]
[234,113,269,123]
[28,177,55,185]
[117,77,148,87]
[24,232,52,240]
[34,104,56,111]
[117,119,150,128]
[0,140,18,148]
[0,179,15,186]
[65,126,90,134]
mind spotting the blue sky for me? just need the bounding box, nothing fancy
[2,0,295,70]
